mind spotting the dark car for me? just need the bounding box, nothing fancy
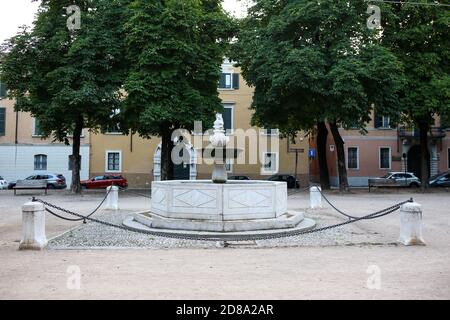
[8,173,67,189]
[429,171,450,187]
[228,175,251,181]
[267,174,300,189]
[81,174,128,189]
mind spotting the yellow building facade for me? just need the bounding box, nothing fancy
[89,64,310,188]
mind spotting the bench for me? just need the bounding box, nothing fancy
[14,180,48,195]
[368,179,398,192]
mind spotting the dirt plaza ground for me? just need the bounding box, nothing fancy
[0,188,449,300]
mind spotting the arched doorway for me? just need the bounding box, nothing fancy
[407,145,430,180]
[153,143,197,181]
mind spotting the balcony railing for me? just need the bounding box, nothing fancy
[398,126,446,139]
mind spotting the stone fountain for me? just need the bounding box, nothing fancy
[124,114,315,235]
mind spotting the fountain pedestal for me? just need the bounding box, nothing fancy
[126,180,315,233]
[212,164,227,184]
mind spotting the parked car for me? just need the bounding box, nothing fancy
[371,172,421,188]
[81,175,128,189]
[429,171,450,187]
[267,174,300,189]
[228,175,251,181]
[8,173,67,190]
[0,176,8,190]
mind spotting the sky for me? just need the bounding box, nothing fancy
[0,0,248,44]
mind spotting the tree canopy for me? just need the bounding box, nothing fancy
[122,0,236,179]
[1,0,129,192]
[233,0,405,190]
[381,2,450,188]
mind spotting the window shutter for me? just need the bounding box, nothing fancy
[223,107,232,131]
[232,73,240,89]
[374,113,381,128]
[0,82,6,98]
[0,108,5,136]
[219,73,226,89]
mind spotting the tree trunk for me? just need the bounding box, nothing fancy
[161,128,174,181]
[419,121,430,191]
[329,121,349,192]
[70,117,84,194]
[317,121,330,190]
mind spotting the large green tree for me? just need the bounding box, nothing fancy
[382,2,450,190]
[122,0,235,180]
[233,0,404,191]
[0,0,129,193]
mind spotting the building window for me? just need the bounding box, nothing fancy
[262,152,278,174]
[226,159,233,173]
[68,155,82,171]
[0,108,5,136]
[0,81,7,98]
[347,147,359,170]
[219,73,239,90]
[34,154,47,171]
[105,151,121,172]
[379,147,391,169]
[106,109,122,134]
[33,118,45,136]
[374,114,392,129]
[223,104,234,134]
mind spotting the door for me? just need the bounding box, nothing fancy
[173,147,190,180]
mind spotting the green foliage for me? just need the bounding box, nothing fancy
[122,0,237,137]
[232,0,404,133]
[0,0,130,140]
[382,2,450,125]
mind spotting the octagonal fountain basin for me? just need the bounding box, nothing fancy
[124,180,316,234]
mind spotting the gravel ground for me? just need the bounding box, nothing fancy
[48,208,388,249]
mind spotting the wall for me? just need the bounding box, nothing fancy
[0,144,90,186]
[0,97,91,186]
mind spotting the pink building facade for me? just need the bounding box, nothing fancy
[310,113,449,187]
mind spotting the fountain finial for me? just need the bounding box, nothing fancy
[210,113,229,148]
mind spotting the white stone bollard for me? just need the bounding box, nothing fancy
[19,202,47,250]
[104,186,119,210]
[399,201,425,246]
[310,186,322,209]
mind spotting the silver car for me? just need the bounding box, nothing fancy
[376,172,421,188]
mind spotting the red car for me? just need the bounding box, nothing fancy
[81,175,128,189]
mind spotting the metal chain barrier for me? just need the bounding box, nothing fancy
[32,196,412,242]
[43,186,113,223]
[315,187,411,220]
